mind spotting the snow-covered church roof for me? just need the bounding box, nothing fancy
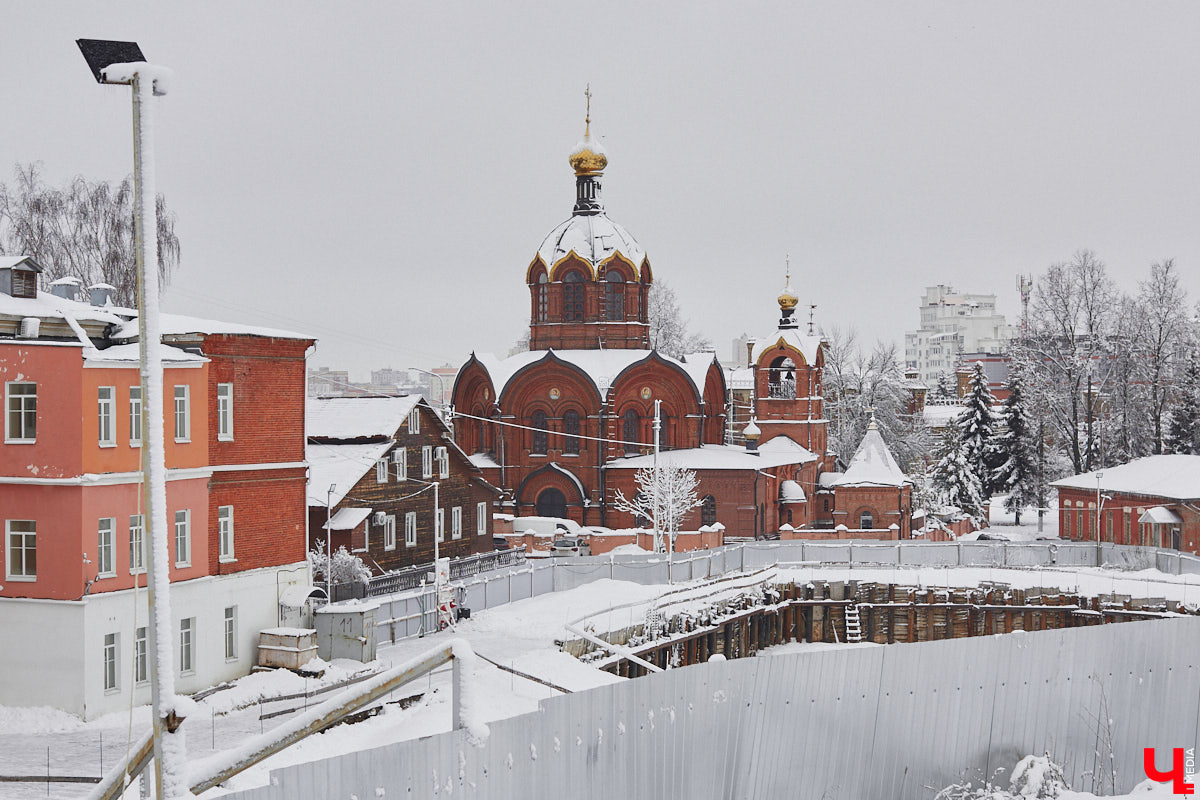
[606,435,818,471]
[1051,454,1200,501]
[750,329,822,367]
[469,348,717,403]
[536,213,646,277]
[832,425,909,488]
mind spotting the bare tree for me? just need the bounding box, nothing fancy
[648,279,711,358]
[0,162,180,306]
[612,463,702,552]
[1135,259,1189,454]
[1016,250,1117,474]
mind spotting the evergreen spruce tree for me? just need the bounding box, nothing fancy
[958,361,998,498]
[1166,353,1200,455]
[932,418,986,525]
[990,373,1036,524]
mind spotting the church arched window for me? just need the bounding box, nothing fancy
[859,511,874,530]
[563,271,585,322]
[604,271,624,321]
[700,495,716,526]
[530,410,548,455]
[536,273,548,322]
[563,410,580,455]
[768,355,797,399]
[622,409,640,454]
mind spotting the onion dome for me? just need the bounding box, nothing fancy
[778,278,799,311]
[569,130,608,176]
[743,418,761,440]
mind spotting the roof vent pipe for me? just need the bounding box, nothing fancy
[49,277,84,300]
[87,283,116,306]
[17,317,40,339]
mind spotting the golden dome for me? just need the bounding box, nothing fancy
[778,280,799,311]
[569,131,607,176]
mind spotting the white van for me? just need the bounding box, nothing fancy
[512,516,585,538]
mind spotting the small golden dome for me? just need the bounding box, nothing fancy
[778,280,799,311]
[569,132,607,176]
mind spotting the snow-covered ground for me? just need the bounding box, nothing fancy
[0,556,1191,798]
[958,495,1062,541]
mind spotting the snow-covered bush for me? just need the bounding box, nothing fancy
[308,541,371,585]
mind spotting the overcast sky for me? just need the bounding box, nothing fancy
[6,2,1199,377]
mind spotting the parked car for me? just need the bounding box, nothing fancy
[493,536,511,550]
[511,516,585,538]
[550,536,591,557]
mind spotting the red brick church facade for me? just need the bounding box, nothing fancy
[452,121,910,539]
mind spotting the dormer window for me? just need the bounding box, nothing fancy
[11,269,36,298]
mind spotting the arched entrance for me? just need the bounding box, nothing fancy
[536,487,567,519]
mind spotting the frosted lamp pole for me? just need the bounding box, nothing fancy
[652,400,661,553]
[326,485,336,599]
[77,39,182,799]
[1095,471,1104,565]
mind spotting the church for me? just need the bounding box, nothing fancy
[451,111,910,540]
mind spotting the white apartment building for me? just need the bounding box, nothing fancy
[904,285,1016,388]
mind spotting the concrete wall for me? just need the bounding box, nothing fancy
[0,563,308,719]
[218,617,1200,800]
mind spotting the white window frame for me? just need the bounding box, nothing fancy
[129,386,142,446]
[422,445,433,479]
[436,508,445,543]
[97,517,116,578]
[451,506,462,540]
[477,502,488,536]
[408,407,420,434]
[436,446,449,479]
[103,632,119,693]
[173,385,190,443]
[223,606,238,661]
[218,505,235,562]
[129,514,146,574]
[404,512,417,547]
[394,447,407,481]
[216,383,234,441]
[5,381,37,443]
[5,520,36,581]
[134,626,148,684]
[174,509,191,567]
[383,514,397,551]
[376,458,389,483]
[179,617,195,674]
[97,386,116,447]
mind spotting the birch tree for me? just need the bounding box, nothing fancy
[1135,259,1189,454]
[0,162,181,306]
[613,464,702,552]
[648,280,711,358]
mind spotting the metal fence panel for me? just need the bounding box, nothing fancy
[222,617,1200,800]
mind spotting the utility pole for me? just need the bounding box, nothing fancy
[652,400,661,553]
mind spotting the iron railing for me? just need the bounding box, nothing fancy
[358,547,527,598]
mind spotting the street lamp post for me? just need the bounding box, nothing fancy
[76,39,182,800]
[1095,471,1104,566]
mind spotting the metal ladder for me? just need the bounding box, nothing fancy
[844,604,863,643]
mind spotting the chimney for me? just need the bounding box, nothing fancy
[87,283,116,306]
[49,276,84,301]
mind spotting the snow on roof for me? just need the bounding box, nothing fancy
[779,480,807,503]
[113,312,312,341]
[606,436,816,471]
[323,507,373,530]
[923,403,965,425]
[473,349,713,402]
[469,452,500,469]
[82,342,207,364]
[307,396,422,440]
[1050,454,1200,501]
[1140,506,1183,525]
[0,256,42,271]
[832,426,908,487]
[536,211,646,276]
[726,366,754,389]
[0,289,124,326]
[818,472,842,489]
[750,328,822,367]
[307,441,392,507]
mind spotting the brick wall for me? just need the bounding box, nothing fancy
[208,468,308,573]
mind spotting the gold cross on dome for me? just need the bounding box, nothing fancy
[584,83,592,134]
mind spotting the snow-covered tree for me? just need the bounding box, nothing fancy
[1166,353,1200,454]
[612,463,702,552]
[1135,259,1189,454]
[0,162,181,306]
[648,279,711,358]
[990,372,1037,524]
[958,361,997,498]
[932,371,956,400]
[309,541,371,585]
[931,418,986,524]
